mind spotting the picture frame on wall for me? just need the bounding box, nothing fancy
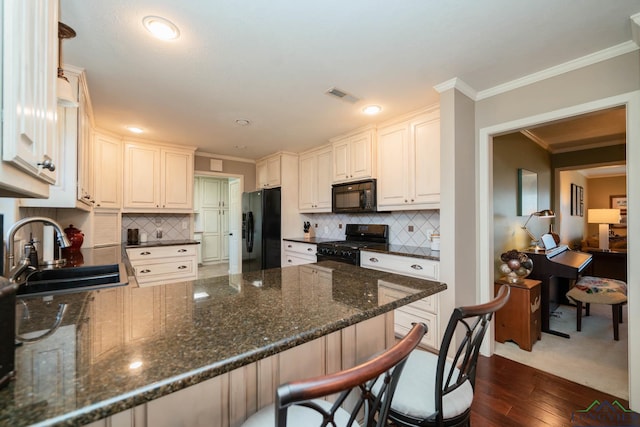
[570,183,584,216]
[610,194,627,227]
[579,185,584,217]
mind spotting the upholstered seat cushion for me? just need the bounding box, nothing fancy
[567,276,628,305]
[242,399,358,427]
[375,349,474,421]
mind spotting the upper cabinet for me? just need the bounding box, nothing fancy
[93,130,122,209]
[299,145,332,212]
[377,108,440,211]
[19,67,93,209]
[123,141,195,212]
[330,126,376,183]
[1,0,59,197]
[256,154,282,188]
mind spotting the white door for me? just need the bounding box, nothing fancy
[228,179,242,274]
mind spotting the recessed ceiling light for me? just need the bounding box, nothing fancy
[129,360,143,370]
[127,126,144,134]
[143,16,180,40]
[362,105,382,115]
[235,119,251,126]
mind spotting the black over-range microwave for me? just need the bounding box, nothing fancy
[332,179,378,213]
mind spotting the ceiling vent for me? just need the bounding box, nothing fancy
[325,87,359,104]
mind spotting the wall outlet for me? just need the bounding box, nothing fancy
[338,223,343,229]
[408,225,414,232]
[156,228,163,238]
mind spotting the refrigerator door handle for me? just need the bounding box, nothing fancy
[246,211,254,252]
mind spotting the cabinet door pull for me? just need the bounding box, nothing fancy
[369,257,379,263]
[38,159,56,171]
[140,251,151,256]
[178,249,187,253]
[178,265,187,269]
[140,269,151,274]
[411,264,423,270]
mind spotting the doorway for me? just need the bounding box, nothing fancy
[194,172,243,277]
[479,92,639,406]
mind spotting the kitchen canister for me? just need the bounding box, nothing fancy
[430,232,440,251]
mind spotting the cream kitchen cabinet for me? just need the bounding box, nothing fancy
[76,78,94,207]
[92,130,122,209]
[298,145,332,212]
[123,141,195,212]
[0,0,58,197]
[330,126,376,183]
[256,154,282,188]
[361,250,440,350]
[126,244,198,286]
[283,240,317,266]
[377,109,440,210]
[2,0,58,185]
[196,177,229,263]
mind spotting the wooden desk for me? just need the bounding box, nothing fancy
[494,278,542,351]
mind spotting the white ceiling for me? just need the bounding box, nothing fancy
[60,1,640,160]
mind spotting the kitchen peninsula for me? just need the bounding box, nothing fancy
[1,259,446,427]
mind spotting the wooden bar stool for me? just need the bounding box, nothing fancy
[566,276,627,341]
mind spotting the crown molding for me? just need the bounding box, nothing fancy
[632,13,640,47]
[194,151,256,163]
[433,78,477,100]
[477,41,639,100]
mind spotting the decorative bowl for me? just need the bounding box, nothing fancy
[498,249,533,283]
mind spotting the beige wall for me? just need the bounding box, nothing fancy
[493,132,551,266]
[194,155,256,192]
[587,175,627,237]
[558,169,588,248]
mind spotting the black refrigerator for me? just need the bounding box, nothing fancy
[242,187,281,272]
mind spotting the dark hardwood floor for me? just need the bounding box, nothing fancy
[471,354,638,426]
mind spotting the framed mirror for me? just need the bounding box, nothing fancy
[517,168,538,216]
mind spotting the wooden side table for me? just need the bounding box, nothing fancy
[494,278,542,351]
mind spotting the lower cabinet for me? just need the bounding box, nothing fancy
[283,240,317,266]
[126,245,198,286]
[361,250,440,350]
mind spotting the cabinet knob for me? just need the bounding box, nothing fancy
[307,248,313,251]
[411,264,423,270]
[405,199,408,203]
[369,257,379,263]
[140,269,151,274]
[140,251,151,255]
[37,159,56,171]
[178,265,187,269]
[288,259,292,263]
[178,249,187,253]
[287,244,292,248]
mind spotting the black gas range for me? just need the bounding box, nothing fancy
[316,224,389,266]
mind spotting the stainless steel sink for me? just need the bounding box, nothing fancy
[17,263,128,297]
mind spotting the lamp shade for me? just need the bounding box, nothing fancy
[588,209,620,224]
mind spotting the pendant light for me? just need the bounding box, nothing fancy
[57,22,78,108]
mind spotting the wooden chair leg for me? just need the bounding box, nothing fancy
[619,304,623,323]
[576,301,583,332]
[612,304,620,341]
[585,303,590,317]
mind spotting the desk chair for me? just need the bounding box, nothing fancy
[566,276,627,340]
[241,322,427,427]
[374,284,510,427]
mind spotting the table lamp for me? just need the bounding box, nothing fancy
[521,209,555,248]
[587,209,620,250]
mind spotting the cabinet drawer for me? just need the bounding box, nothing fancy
[378,282,437,314]
[283,241,317,256]
[361,251,438,280]
[285,253,316,266]
[126,245,197,261]
[132,258,197,284]
[395,308,438,350]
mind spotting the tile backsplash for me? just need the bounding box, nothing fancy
[121,214,192,243]
[301,210,439,247]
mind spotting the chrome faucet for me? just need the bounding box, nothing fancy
[4,217,71,282]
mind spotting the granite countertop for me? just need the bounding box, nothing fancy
[124,239,200,249]
[283,236,343,244]
[283,237,440,261]
[1,261,446,427]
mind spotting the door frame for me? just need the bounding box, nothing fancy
[194,172,244,273]
[478,90,640,408]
